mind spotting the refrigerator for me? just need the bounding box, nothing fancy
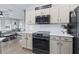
[68,6,79,53]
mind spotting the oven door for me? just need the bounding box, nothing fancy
[33,37,49,51]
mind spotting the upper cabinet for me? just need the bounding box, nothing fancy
[30,11,35,24]
[35,10,41,16]
[26,4,79,24]
[26,11,31,24]
[59,5,70,23]
[50,5,59,23]
[26,10,35,24]
[50,5,70,24]
[35,8,50,16]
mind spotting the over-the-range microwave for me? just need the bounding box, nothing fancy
[35,15,50,24]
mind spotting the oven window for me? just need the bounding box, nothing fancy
[33,38,49,51]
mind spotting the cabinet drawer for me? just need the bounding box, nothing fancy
[61,37,73,42]
[50,36,60,40]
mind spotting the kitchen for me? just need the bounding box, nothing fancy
[0,4,78,54]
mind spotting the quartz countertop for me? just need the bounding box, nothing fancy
[50,32,73,37]
[17,30,73,38]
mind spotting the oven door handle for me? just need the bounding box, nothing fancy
[33,37,49,40]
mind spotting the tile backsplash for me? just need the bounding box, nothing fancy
[25,24,67,32]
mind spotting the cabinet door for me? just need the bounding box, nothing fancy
[35,10,41,16]
[26,34,32,50]
[60,41,72,54]
[30,10,35,24]
[50,40,60,54]
[20,33,27,48]
[26,11,31,24]
[50,7,59,23]
[59,5,70,23]
[41,8,50,15]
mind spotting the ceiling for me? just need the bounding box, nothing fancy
[0,4,43,12]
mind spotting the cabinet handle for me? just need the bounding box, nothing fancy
[61,43,63,46]
[65,39,68,41]
[57,43,59,45]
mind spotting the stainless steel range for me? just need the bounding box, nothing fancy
[32,31,50,54]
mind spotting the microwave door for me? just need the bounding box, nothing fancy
[36,16,41,24]
[42,15,50,24]
[35,15,50,24]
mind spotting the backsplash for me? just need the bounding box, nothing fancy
[25,24,67,33]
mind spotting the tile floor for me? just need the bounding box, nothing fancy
[1,39,32,54]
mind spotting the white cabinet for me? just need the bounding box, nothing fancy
[20,33,32,50]
[50,39,60,54]
[26,10,35,24]
[20,33,27,48]
[50,5,70,23]
[41,8,50,15]
[26,5,75,24]
[60,41,72,54]
[35,8,50,16]
[50,36,73,54]
[26,33,32,50]
[50,6,59,23]
[60,37,73,54]
[35,10,41,16]
[30,11,35,24]
[25,5,79,24]
[59,5,70,23]
[26,11,31,24]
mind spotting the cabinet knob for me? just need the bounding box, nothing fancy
[65,39,68,41]
[57,43,59,45]
[61,43,63,46]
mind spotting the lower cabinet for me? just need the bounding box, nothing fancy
[20,33,27,48]
[50,36,73,54]
[21,33,32,50]
[21,33,73,54]
[26,33,32,50]
[60,41,72,54]
[50,40,60,54]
